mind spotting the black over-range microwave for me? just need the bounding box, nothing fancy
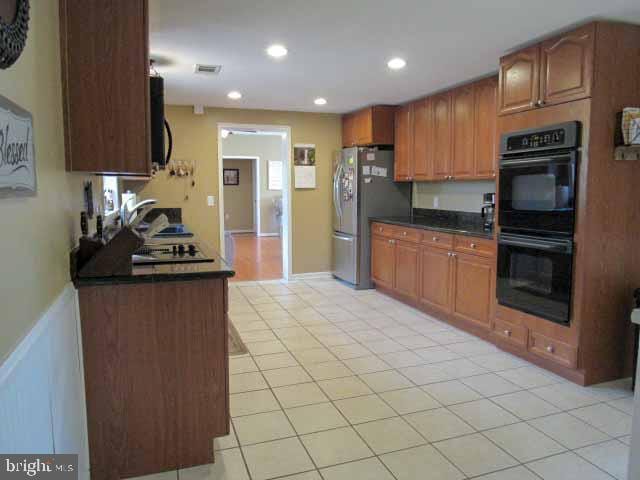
[150,75,172,168]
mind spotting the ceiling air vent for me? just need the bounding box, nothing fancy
[194,64,222,75]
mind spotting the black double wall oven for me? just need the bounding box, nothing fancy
[497,122,580,325]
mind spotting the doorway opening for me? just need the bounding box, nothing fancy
[218,124,291,282]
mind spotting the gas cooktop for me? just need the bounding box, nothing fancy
[132,242,213,265]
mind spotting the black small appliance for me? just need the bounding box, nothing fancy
[150,75,172,168]
[481,192,495,231]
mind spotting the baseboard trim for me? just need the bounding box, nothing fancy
[289,272,333,280]
[227,229,255,234]
[0,283,75,384]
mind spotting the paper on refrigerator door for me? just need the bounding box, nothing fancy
[362,165,371,175]
[371,166,387,177]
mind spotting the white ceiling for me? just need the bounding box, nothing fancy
[150,0,640,114]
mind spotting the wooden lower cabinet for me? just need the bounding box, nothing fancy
[395,241,420,300]
[419,246,453,314]
[371,235,395,289]
[451,252,494,329]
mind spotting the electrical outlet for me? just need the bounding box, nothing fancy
[207,195,215,207]
[433,196,439,208]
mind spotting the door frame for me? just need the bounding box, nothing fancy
[222,156,260,234]
[217,123,293,280]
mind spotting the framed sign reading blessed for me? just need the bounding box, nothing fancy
[0,94,36,196]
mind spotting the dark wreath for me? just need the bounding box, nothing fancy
[0,0,29,69]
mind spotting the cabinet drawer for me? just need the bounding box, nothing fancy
[529,331,578,369]
[391,227,421,243]
[454,236,496,258]
[492,318,527,348]
[371,223,395,239]
[421,230,454,250]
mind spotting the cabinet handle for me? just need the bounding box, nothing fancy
[492,173,496,178]
[536,99,546,107]
[402,231,407,236]
[432,236,438,242]
[546,345,555,353]
[447,252,452,257]
[470,243,476,249]
[504,329,511,337]
[451,253,457,257]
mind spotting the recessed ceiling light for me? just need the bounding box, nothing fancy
[387,57,407,70]
[266,44,288,58]
[227,91,242,100]
[314,97,327,106]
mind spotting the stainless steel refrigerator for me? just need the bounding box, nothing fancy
[332,146,411,289]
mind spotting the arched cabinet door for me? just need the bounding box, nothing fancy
[540,23,595,106]
[498,45,540,115]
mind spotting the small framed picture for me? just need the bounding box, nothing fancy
[223,168,239,185]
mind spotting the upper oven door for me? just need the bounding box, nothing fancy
[498,152,577,235]
[497,233,573,325]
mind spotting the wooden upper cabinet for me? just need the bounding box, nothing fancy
[431,92,453,180]
[394,104,412,181]
[451,252,494,329]
[498,45,540,115]
[473,76,498,178]
[540,23,594,106]
[371,235,395,289]
[394,241,419,300]
[451,85,475,179]
[412,98,431,180]
[342,106,395,147]
[60,0,151,175]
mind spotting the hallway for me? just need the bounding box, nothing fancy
[230,234,283,281]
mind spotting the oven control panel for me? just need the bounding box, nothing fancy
[507,128,565,151]
[500,121,580,155]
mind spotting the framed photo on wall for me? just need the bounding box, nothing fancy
[223,168,239,185]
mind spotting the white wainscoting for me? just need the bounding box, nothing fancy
[0,284,89,480]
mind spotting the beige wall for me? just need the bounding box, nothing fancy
[133,106,341,274]
[222,133,283,235]
[413,180,495,213]
[0,0,98,361]
[223,158,254,231]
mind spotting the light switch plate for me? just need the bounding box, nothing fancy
[433,196,439,208]
[207,195,215,206]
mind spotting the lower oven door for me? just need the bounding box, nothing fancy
[497,232,573,325]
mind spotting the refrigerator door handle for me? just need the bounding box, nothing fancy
[333,164,341,221]
[335,162,344,221]
[332,233,354,242]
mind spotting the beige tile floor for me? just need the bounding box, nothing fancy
[135,277,634,480]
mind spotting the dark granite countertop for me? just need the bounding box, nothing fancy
[72,238,234,287]
[370,209,494,239]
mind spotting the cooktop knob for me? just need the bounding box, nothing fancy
[178,244,185,256]
[188,244,196,256]
[172,245,178,256]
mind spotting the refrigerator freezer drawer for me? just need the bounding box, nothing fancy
[332,233,358,285]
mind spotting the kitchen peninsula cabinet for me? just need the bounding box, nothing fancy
[498,23,595,115]
[74,256,234,480]
[60,0,151,175]
[342,105,396,147]
[392,76,497,182]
